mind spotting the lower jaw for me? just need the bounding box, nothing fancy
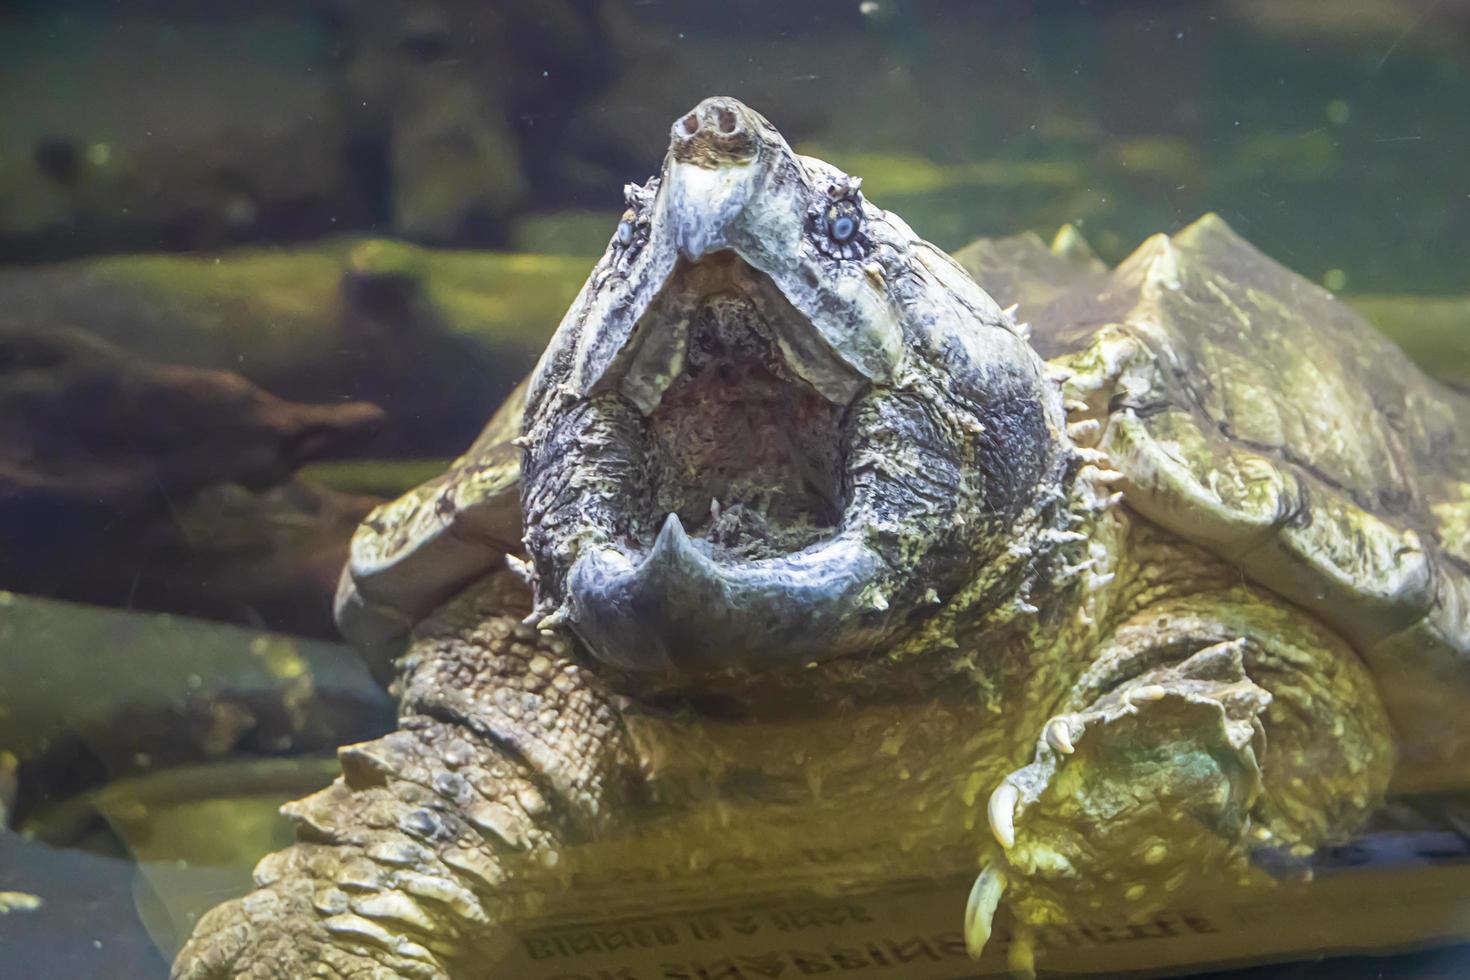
[564,513,894,673]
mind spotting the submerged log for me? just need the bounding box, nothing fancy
[20,478,380,639]
[0,326,384,634]
[0,326,382,513]
[0,240,584,455]
[0,592,394,820]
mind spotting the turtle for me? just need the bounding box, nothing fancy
[174,97,1470,980]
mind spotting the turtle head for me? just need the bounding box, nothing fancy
[521,96,1066,673]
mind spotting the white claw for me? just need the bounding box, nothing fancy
[1091,468,1127,485]
[964,864,1008,959]
[1129,684,1169,704]
[505,554,536,587]
[536,604,570,632]
[1064,399,1090,414]
[1002,303,1020,318]
[1044,717,1076,755]
[987,782,1019,849]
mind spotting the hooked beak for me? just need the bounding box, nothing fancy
[566,513,891,672]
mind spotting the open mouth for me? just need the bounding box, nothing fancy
[638,260,847,561]
[523,250,959,674]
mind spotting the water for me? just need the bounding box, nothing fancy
[1,2,1468,978]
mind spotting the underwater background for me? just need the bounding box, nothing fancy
[1,1,1468,977]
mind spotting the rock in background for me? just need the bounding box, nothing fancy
[0,5,359,260]
[0,324,396,877]
[0,0,631,258]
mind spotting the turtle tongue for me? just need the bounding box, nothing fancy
[564,513,891,672]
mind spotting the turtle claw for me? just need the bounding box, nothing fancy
[963,863,1007,959]
[1127,683,1169,704]
[505,553,536,587]
[1043,714,1078,755]
[987,781,1019,849]
[537,604,570,632]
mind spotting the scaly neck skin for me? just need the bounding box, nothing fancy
[882,453,1123,745]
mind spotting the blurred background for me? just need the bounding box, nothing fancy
[1,1,1468,976]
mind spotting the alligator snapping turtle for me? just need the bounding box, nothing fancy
[175,97,1470,979]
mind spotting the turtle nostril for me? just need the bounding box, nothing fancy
[669,100,757,163]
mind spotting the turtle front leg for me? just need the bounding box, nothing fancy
[968,596,1394,975]
[173,574,637,979]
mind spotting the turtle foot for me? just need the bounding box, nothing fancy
[966,639,1273,968]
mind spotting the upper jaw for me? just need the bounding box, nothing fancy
[609,251,870,416]
[554,111,902,416]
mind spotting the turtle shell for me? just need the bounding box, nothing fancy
[334,378,526,661]
[1037,215,1470,785]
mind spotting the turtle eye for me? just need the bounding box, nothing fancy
[825,201,861,243]
[606,179,657,273]
[611,209,646,264]
[807,179,869,259]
